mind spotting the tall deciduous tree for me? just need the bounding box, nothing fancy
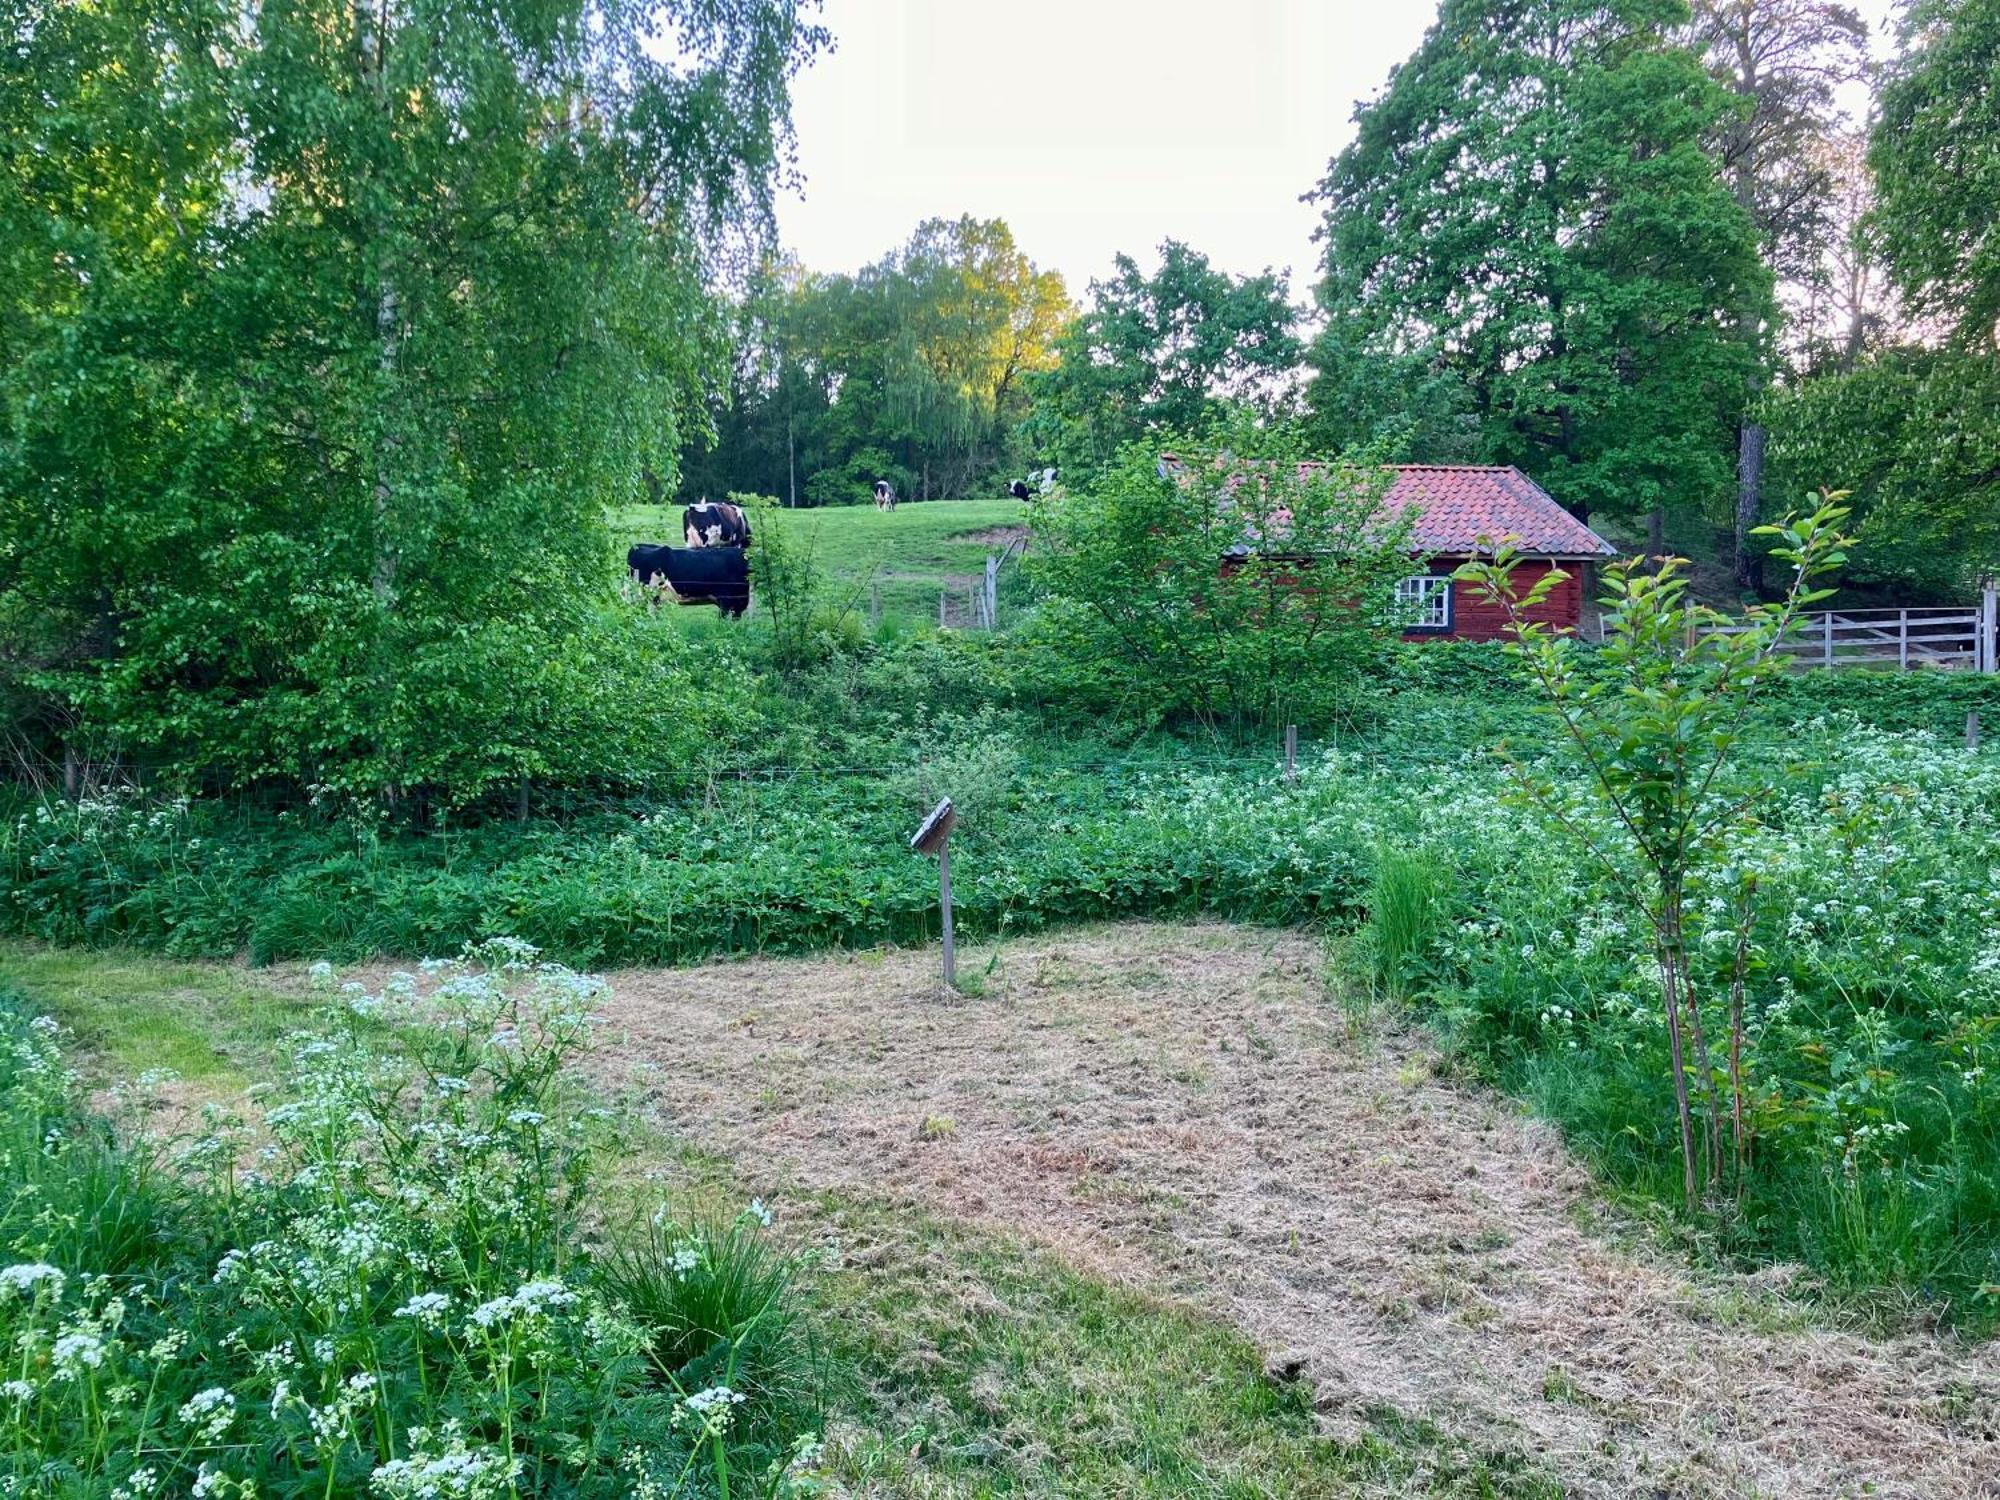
[1686,0,1868,589]
[1309,0,1773,537]
[682,218,1069,504]
[1762,0,2000,601]
[1027,241,1302,477]
[0,0,825,799]
[1871,0,2000,352]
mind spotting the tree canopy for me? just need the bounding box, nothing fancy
[1025,241,1302,479]
[1308,0,1773,529]
[0,0,826,798]
[680,217,1070,505]
[1871,0,2000,352]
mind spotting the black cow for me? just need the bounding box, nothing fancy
[1008,479,1031,501]
[682,499,751,549]
[627,543,750,617]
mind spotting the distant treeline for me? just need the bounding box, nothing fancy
[686,1,2000,604]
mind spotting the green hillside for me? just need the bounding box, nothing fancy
[611,499,1029,619]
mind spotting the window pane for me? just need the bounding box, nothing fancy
[1397,575,1448,628]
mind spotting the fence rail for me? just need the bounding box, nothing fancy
[1603,585,2000,672]
[1707,607,1989,670]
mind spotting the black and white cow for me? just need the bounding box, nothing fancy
[627,543,751,617]
[682,499,751,549]
[1010,468,1057,501]
[873,479,896,511]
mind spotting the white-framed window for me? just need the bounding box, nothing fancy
[1396,574,1453,632]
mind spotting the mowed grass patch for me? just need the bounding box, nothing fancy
[5,943,1557,1496]
[0,941,313,1086]
[610,498,1027,619]
[813,1195,1559,1499]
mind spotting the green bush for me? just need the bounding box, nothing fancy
[0,944,827,1497]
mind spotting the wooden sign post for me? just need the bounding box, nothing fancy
[910,797,959,989]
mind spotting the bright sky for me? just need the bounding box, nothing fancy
[776,0,1904,301]
[776,0,1434,296]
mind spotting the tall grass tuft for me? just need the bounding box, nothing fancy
[599,1210,826,1457]
[1367,846,1449,999]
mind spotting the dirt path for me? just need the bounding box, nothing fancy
[598,924,1998,1499]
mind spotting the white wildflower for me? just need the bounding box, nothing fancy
[178,1386,236,1442]
[0,1263,64,1300]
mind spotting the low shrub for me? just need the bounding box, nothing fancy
[0,942,827,1497]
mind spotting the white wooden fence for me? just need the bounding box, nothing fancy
[1679,583,2000,672]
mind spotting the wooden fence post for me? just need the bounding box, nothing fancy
[1284,724,1298,784]
[1822,613,1834,668]
[984,553,999,629]
[1969,710,1982,751]
[1898,609,1909,671]
[1983,579,1998,673]
[910,798,959,991]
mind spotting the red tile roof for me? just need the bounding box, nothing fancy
[1383,465,1617,560]
[1159,454,1618,561]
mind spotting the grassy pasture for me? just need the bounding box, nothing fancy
[610,499,1028,621]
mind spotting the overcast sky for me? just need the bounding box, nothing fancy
[774,0,1902,299]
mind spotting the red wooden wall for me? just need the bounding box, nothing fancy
[1425,558,1587,642]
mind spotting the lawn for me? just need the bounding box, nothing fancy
[610,498,1029,621]
[1,938,1565,1499]
[9,930,1994,1497]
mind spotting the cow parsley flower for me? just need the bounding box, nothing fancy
[0,1262,64,1300]
[393,1292,451,1327]
[178,1387,236,1442]
[673,1385,745,1437]
[52,1330,107,1375]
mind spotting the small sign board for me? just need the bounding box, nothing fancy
[910,797,957,856]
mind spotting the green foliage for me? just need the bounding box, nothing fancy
[1457,500,1852,1207]
[1026,419,1415,730]
[683,219,1070,506]
[0,0,825,803]
[1762,349,2000,593]
[0,945,826,1495]
[1025,241,1302,478]
[1309,0,1773,526]
[1870,0,2000,352]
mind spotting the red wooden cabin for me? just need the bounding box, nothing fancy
[1165,455,1618,642]
[1377,466,1617,641]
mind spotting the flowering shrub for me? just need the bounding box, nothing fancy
[0,942,826,1497]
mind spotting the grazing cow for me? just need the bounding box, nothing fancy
[682,499,751,549]
[1037,467,1058,494]
[626,543,751,617]
[873,479,896,511]
[1008,479,1031,501]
